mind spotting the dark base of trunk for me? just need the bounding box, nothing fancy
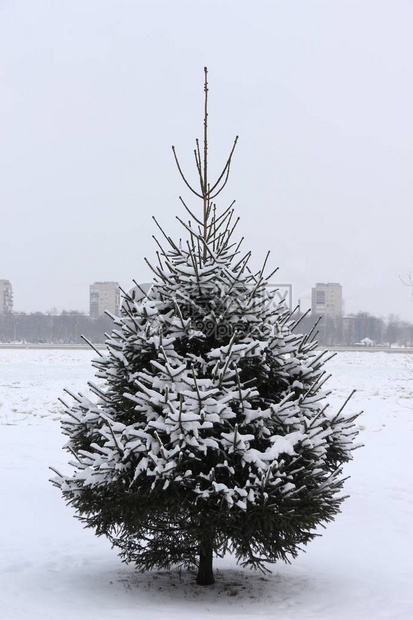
[196,541,214,585]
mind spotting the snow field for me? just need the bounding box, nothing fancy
[0,349,412,619]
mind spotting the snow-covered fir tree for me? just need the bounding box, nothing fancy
[51,69,359,585]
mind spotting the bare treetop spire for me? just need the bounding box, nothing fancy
[172,67,239,257]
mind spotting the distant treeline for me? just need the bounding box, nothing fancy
[297,311,413,347]
[0,311,113,345]
[0,310,412,347]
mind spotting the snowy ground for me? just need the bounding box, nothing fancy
[0,348,412,620]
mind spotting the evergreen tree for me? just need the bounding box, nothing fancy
[51,68,359,586]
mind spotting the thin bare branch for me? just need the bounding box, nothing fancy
[195,139,205,192]
[208,135,239,196]
[80,335,103,357]
[132,279,151,300]
[214,200,236,225]
[172,146,204,199]
[152,216,180,252]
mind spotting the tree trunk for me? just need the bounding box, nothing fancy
[196,536,214,585]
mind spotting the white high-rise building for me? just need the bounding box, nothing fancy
[0,280,13,314]
[89,282,120,318]
[311,283,342,317]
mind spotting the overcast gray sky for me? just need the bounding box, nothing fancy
[1,0,412,320]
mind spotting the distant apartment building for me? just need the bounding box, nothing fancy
[0,279,13,314]
[311,283,342,317]
[89,282,120,318]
